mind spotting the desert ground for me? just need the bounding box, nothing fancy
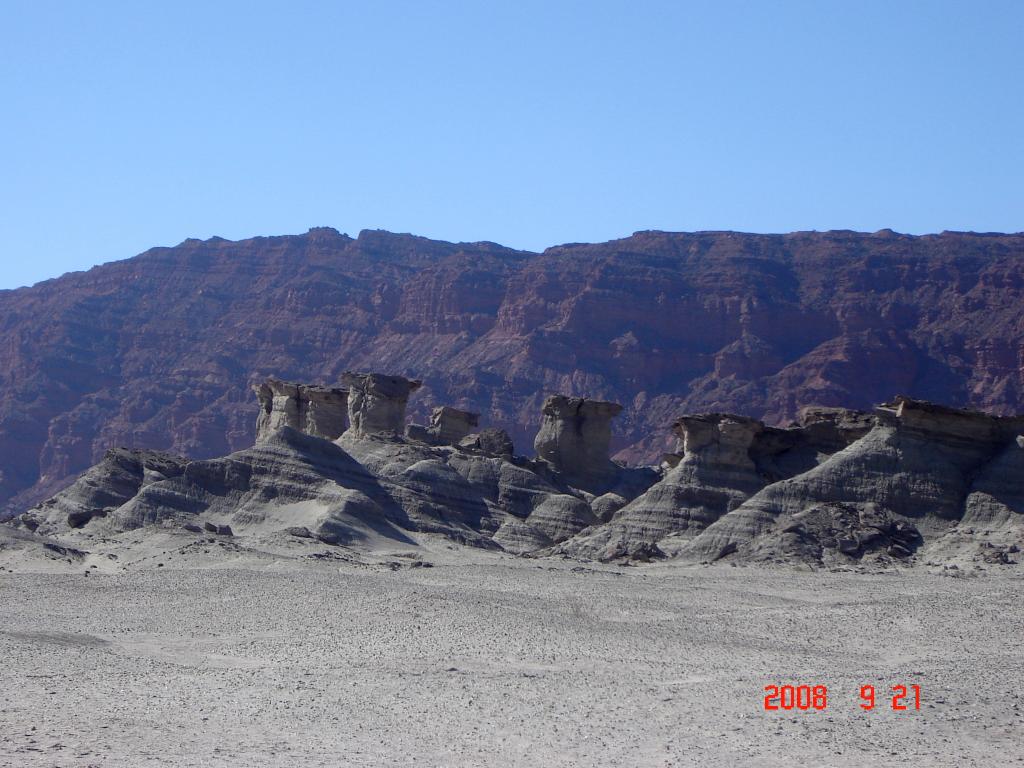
[1,537,1022,767]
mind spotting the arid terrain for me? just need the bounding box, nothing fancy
[5,227,1024,517]
[1,538,1021,767]
[4,229,1024,767]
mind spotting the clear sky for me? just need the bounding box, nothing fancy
[1,1,1022,289]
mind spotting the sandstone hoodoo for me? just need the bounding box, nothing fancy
[340,372,422,438]
[5,372,1024,571]
[254,379,349,442]
[534,395,624,491]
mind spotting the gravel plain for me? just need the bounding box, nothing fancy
[1,539,1022,767]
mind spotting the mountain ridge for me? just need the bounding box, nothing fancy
[2,226,1024,518]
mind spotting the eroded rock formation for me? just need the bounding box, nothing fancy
[253,379,348,441]
[341,373,422,437]
[661,396,1024,567]
[7,379,1024,572]
[557,404,903,562]
[534,396,624,490]
[458,428,515,458]
[6,228,1024,520]
[554,414,769,560]
[19,449,188,532]
[407,406,480,446]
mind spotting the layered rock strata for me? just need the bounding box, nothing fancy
[17,378,617,556]
[406,406,480,446]
[8,383,1024,571]
[20,448,187,532]
[6,227,1024,521]
[253,379,349,441]
[533,396,624,491]
[341,373,422,437]
[556,407,886,561]
[663,397,1024,566]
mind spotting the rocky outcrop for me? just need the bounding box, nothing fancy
[253,379,348,441]
[556,408,879,561]
[554,414,768,560]
[665,397,1024,567]
[0,525,88,568]
[406,406,480,446]
[341,373,422,438]
[458,428,515,458]
[534,396,623,490]
[5,228,1024,519]
[8,381,1024,570]
[18,421,601,555]
[16,373,603,554]
[738,503,925,566]
[19,449,187,533]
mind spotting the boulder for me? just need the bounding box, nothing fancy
[67,508,107,529]
[591,493,628,523]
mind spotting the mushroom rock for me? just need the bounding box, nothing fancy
[15,380,1024,568]
[341,372,422,437]
[552,413,768,561]
[533,395,623,488]
[253,379,349,442]
[877,395,1010,444]
[254,380,299,439]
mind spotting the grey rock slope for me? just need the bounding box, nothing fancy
[553,408,872,561]
[660,398,1024,567]
[13,374,649,558]
[24,448,188,531]
[6,375,1024,571]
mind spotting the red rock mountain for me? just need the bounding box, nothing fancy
[2,227,1024,517]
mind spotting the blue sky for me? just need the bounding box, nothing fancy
[1,1,1022,289]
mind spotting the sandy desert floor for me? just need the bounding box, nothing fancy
[1,538,1022,767]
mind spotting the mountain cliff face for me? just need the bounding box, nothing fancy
[2,226,1024,516]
